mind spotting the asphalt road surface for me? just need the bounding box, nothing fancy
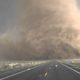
[0,62,80,80]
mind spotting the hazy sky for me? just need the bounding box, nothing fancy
[0,0,79,34]
[0,0,80,60]
[0,0,18,33]
[77,0,80,7]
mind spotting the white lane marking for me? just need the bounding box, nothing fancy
[27,68,31,71]
[0,68,22,76]
[55,65,58,67]
[44,72,48,77]
[60,63,80,75]
[0,66,39,80]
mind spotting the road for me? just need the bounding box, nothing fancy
[0,61,80,80]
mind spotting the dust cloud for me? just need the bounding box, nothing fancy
[0,0,80,60]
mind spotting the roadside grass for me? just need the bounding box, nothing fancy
[65,62,80,72]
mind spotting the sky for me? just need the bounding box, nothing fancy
[0,0,80,60]
[0,0,79,34]
[77,0,80,8]
[0,0,18,33]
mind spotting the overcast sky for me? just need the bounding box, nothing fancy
[0,0,18,34]
[77,0,80,7]
[0,0,79,34]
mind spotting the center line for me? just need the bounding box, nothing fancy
[44,72,48,77]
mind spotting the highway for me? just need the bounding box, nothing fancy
[0,62,80,80]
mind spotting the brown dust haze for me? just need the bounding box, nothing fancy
[0,0,80,60]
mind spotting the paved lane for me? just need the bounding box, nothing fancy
[0,62,80,80]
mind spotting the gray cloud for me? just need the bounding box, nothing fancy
[0,0,18,33]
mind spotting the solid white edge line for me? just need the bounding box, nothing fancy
[60,63,80,75]
[0,65,39,80]
[0,68,23,76]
